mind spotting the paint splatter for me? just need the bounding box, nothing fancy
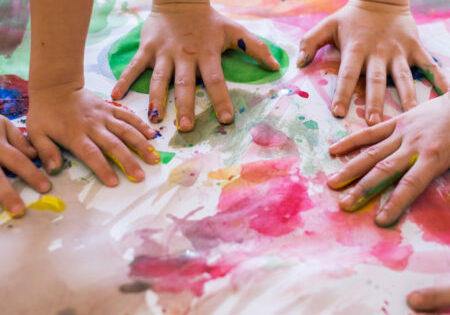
[303,120,318,130]
[157,151,176,164]
[27,196,66,213]
[0,74,28,119]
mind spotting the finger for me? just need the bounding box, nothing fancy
[329,119,396,156]
[328,137,400,190]
[226,23,279,71]
[148,57,173,123]
[106,118,160,165]
[412,47,449,95]
[174,60,196,132]
[112,107,156,140]
[111,51,150,100]
[198,54,234,124]
[5,119,36,158]
[338,147,410,212]
[0,143,51,193]
[0,169,25,218]
[297,16,336,67]
[331,45,365,118]
[390,56,417,111]
[70,137,119,187]
[408,287,450,312]
[375,155,436,227]
[365,55,387,125]
[90,130,145,183]
[29,133,63,175]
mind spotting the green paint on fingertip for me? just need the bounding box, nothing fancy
[420,66,445,96]
[157,151,176,164]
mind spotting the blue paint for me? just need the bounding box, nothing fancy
[4,158,42,178]
[386,66,425,87]
[148,109,159,118]
[237,38,246,52]
[239,108,245,113]
[0,88,28,119]
[154,130,162,139]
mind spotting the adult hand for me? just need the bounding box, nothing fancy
[298,0,449,125]
[111,1,280,131]
[28,85,160,187]
[0,116,51,218]
[327,93,450,227]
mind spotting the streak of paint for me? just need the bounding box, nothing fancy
[157,151,176,164]
[295,89,309,98]
[105,152,137,182]
[27,196,66,213]
[420,66,444,95]
[250,122,290,147]
[0,74,28,119]
[303,120,318,130]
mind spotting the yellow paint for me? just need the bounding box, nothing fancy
[163,89,168,109]
[334,176,359,189]
[105,152,137,182]
[208,165,242,181]
[344,196,378,214]
[127,146,160,165]
[0,211,12,222]
[27,196,66,213]
[175,106,181,130]
[409,154,419,167]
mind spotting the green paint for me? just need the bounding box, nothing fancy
[0,23,30,79]
[303,120,318,130]
[108,23,290,94]
[88,0,116,34]
[157,151,176,164]
[298,116,305,120]
[348,171,402,211]
[196,90,205,97]
[420,66,444,95]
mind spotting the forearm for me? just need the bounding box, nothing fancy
[29,0,93,91]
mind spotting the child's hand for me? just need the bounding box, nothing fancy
[298,0,449,125]
[111,1,280,131]
[327,93,450,227]
[0,116,51,218]
[408,286,450,313]
[27,86,160,187]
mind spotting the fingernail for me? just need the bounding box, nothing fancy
[178,117,192,131]
[39,181,52,193]
[407,291,422,307]
[333,104,346,118]
[111,87,121,100]
[219,112,233,124]
[368,113,381,125]
[339,194,355,211]
[148,147,160,165]
[47,160,57,173]
[327,172,339,184]
[135,169,145,181]
[7,205,25,218]
[271,57,280,70]
[108,175,119,186]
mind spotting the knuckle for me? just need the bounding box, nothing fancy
[374,160,395,175]
[397,69,413,80]
[174,76,195,87]
[346,42,365,56]
[423,145,443,162]
[80,142,99,159]
[151,69,170,83]
[339,67,359,81]
[400,175,421,192]
[367,71,386,85]
[363,146,381,163]
[204,73,225,86]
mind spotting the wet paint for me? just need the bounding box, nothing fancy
[157,151,176,164]
[420,65,444,95]
[27,196,66,213]
[409,153,418,167]
[333,175,359,189]
[345,171,402,212]
[105,152,138,182]
[0,74,28,119]
[237,38,247,51]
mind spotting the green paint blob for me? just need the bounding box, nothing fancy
[420,66,444,96]
[108,23,289,94]
[303,120,318,130]
[158,151,176,164]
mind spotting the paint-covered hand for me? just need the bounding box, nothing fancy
[0,116,51,218]
[27,86,160,187]
[111,2,280,131]
[298,0,449,125]
[327,92,450,227]
[408,286,450,313]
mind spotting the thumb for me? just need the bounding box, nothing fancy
[298,17,336,68]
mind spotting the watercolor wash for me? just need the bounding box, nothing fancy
[0,1,450,314]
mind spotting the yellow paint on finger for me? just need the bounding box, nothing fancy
[409,153,419,168]
[27,196,66,213]
[105,152,138,182]
[334,176,359,189]
[163,88,168,109]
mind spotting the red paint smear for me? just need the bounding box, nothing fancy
[240,157,297,183]
[250,122,291,148]
[295,89,309,98]
[129,255,233,296]
[105,99,133,112]
[409,177,450,245]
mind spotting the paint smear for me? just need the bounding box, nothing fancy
[0,74,28,119]
[27,196,66,213]
[158,151,176,164]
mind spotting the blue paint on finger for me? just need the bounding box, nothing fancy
[237,38,246,52]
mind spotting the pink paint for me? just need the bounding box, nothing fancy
[354,97,365,106]
[295,89,309,98]
[409,176,450,245]
[129,255,233,296]
[250,122,291,147]
[318,78,328,86]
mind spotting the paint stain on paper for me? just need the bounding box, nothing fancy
[27,196,66,213]
[0,74,28,119]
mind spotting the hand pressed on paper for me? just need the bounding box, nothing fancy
[27,86,160,187]
[111,1,280,131]
[0,116,51,218]
[408,286,450,313]
[327,93,450,227]
[298,0,449,125]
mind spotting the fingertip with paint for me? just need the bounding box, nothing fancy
[297,51,310,68]
[368,113,381,126]
[7,204,25,219]
[219,111,234,125]
[332,104,346,118]
[147,146,161,165]
[111,87,121,100]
